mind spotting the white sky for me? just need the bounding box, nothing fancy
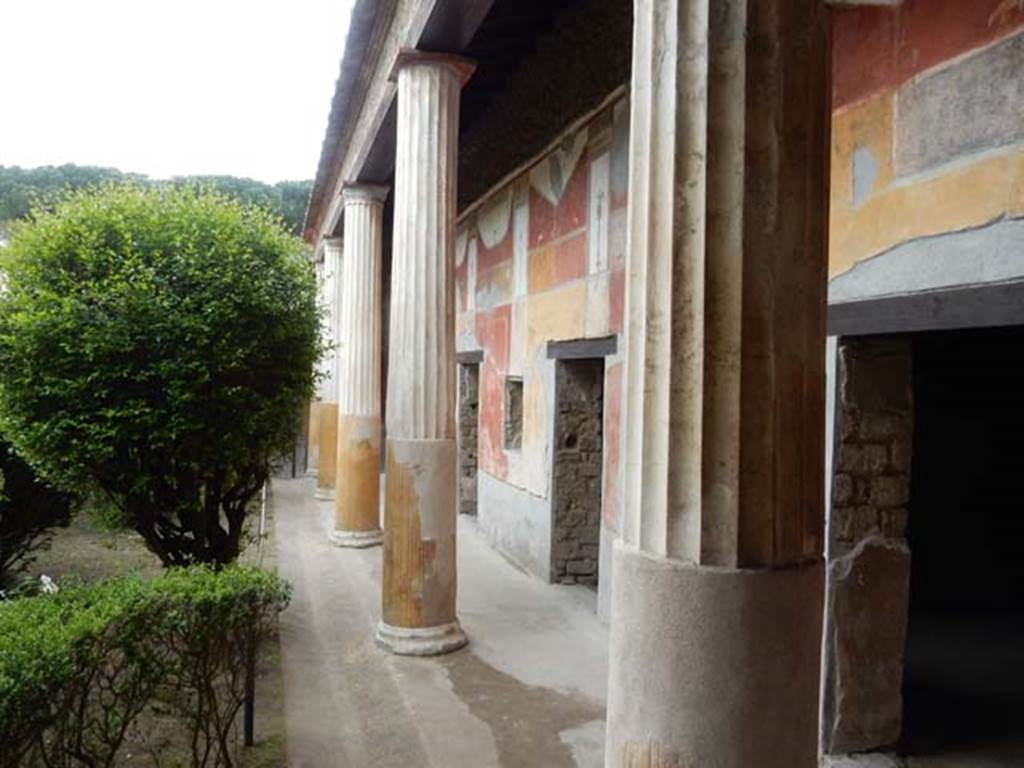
[0,0,354,182]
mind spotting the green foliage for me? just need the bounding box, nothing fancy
[0,439,74,582]
[0,165,312,236]
[0,165,141,225]
[0,566,290,768]
[80,493,132,534]
[0,185,322,566]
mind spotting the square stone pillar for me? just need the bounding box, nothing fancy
[605,0,830,765]
[376,50,475,656]
[330,184,388,548]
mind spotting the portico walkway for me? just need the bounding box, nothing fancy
[274,476,608,768]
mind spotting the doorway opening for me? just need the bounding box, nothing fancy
[458,362,480,516]
[551,358,604,588]
[901,327,1024,761]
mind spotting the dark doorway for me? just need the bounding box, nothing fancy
[902,327,1024,761]
[458,362,480,516]
[551,358,604,588]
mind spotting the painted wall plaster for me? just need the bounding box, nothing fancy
[455,97,629,585]
[829,5,1024,301]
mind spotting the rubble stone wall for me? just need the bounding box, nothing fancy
[458,363,480,515]
[551,359,603,586]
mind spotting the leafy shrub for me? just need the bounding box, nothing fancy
[0,439,73,583]
[0,185,321,566]
[0,566,289,768]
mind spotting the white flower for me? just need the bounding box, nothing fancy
[39,575,59,594]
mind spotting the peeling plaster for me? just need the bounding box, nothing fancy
[513,184,530,299]
[530,129,589,206]
[588,152,611,274]
[829,214,1024,303]
[478,188,513,249]
[455,227,468,267]
[468,237,478,313]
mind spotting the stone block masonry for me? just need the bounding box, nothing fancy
[551,358,603,586]
[831,338,913,558]
[822,337,914,756]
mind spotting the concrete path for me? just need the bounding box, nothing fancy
[274,477,608,768]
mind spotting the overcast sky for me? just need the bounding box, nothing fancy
[0,0,354,183]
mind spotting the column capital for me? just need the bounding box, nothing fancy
[390,48,476,87]
[341,183,389,205]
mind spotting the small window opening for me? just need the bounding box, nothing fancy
[504,377,524,450]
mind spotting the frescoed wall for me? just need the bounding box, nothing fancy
[828,1,1024,303]
[453,0,1023,613]
[455,96,628,608]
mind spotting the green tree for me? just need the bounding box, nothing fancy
[0,165,312,236]
[0,185,321,566]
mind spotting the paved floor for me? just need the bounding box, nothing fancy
[826,751,1024,768]
[274,477,608,768]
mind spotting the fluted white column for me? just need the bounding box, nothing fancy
[330,184,388,548]
[315,237,342,500]
[377,50,474,656]
[605,0,829,765]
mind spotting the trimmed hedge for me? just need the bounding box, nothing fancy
[0,566,290,767]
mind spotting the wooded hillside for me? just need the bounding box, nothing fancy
[0,165,312,235]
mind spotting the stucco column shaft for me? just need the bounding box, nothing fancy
[306,259,326,478]
[315,237,342,500]
[330,185,387,548]
[306,400,320,478]
[377,50,475,656]
[606,0,829,765]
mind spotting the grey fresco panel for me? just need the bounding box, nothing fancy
[895,32,1024,177]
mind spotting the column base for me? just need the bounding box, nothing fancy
[328,528,383,548]
[304,467,318,479]
[375,620,468,657]
[605,543,824,768]
[314,486,336,501]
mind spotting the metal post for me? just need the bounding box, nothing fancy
[243,629,256,747]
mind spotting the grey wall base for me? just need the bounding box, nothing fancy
[476,470,552,582]
[605,545,824,768]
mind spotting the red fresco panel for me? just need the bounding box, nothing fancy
[896,0,1024,82]
[475,304,511,373]
[475,223,513,273]
[832,6,898,108]
[554,159,589,240]
[553,231,587,286]
[478,358,509,479]
[529,186,556,250]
